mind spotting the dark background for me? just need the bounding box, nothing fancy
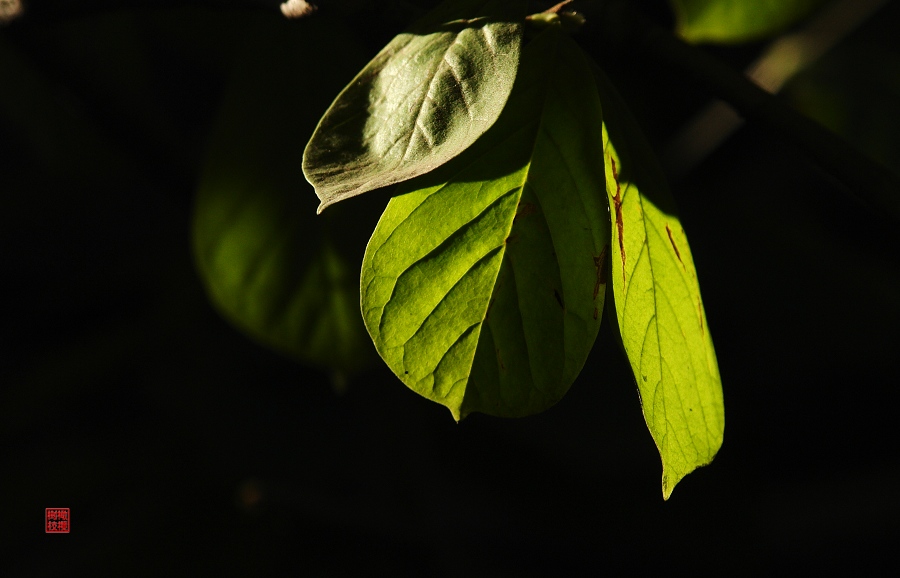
[3,0,900,574]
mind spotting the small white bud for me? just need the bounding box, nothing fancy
[280,0,317,19]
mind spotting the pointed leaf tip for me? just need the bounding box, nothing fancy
[596,67,725,498]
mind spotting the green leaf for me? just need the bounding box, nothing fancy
[193,16,374,374]
[361,29,609,420]
[670,0,827,44]
[303,0,526,212]
[596,68,724,499]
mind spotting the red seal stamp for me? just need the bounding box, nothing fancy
[45,508,70,533]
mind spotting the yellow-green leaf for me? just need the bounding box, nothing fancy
[597,68,725,499]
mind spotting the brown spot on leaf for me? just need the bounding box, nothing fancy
[593,307,599,320]
[593,244,608,299]
[610,157,626,287]
[666,224,685,269]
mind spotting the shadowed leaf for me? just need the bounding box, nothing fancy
[193,16,374,374]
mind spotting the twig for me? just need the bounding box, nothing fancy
[581,0,900,223]
[663,0,890,179]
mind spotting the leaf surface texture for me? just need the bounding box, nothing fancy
[361,30,609,419]
[303,0,525,211]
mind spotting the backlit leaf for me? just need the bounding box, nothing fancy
[361,29,609,419]
[596,68,724,499]
[303,0,525,212]
[670,0,827,44]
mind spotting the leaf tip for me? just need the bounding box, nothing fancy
[661,447,722,500]
[661,462,699,500]
[661,471,679,501]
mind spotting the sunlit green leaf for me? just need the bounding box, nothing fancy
[596,68,724,498]
[361,29,609,420]
[193,16,374,374]
[670,0,827,44]
[303,0,525,212]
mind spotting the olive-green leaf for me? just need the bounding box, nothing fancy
[596,68,724,499]
[670,0,827,44]
[361,29,609,420]
[303,0,526,212]
[193,16,374,374]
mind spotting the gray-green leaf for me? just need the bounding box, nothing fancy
[303,0,525,212]
[670,0,827,44]
[361,29,609,420]
[193,16,374,374]
[596,68,724,499]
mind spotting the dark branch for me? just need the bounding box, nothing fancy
[579,0,900,223]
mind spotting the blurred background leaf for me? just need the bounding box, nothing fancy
[670,0,829,44]
[193,14,377,378]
